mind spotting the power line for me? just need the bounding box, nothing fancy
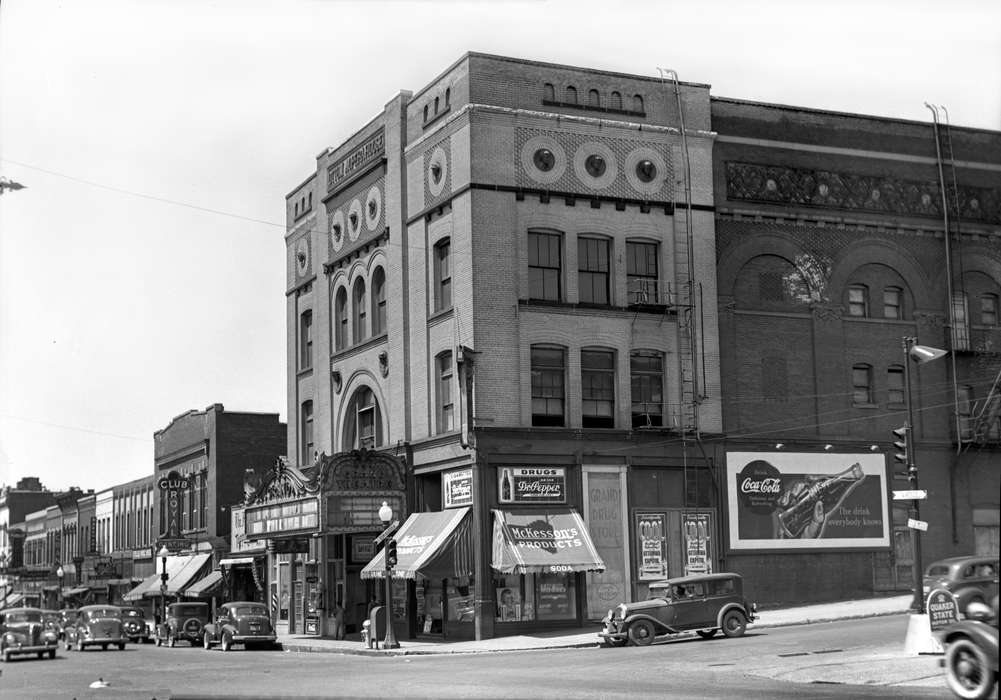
[0,414,149,442]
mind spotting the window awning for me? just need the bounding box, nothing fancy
[491,508,606,575]
[3,593,25,608]
[66,586,90,597]
[360,507,472,580]
[183,570,223,598]
[219,556,257,567]
[122,553,211,601]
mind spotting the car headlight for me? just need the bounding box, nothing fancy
[4,633,18,644]
[44,630,58,640]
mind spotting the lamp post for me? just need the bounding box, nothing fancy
[158,545,170,624]
[378,501,400,650]
[56,564,65,610]
[901,336,948,614]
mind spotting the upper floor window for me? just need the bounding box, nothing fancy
[630,351,663,428]
[588,89,600,108]
[883,286,902,319]
[848,285,868,317]
[434,238,452,312]
[952,292,970,351]
[887,365,905,405]
[437,351,455,433]
[531,345,566,427]
[301,400,314,464]
[343,387,381,450]
[371,267,387,336]
[582,348,615,428]
[980,293,998,326]
[299,310,313,371]
[334,287,348,351]
[958,384,974,441]
[543,83,555,101]
[632,94,644,112]
[578,237,610,305]
[610,91,623,110]
[353,278,367,342]
[528,231,562,301]
[852,364,873,405]
[566,86,578,104]
[627,241,658,304]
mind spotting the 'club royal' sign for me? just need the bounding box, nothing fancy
[498,467,566,504]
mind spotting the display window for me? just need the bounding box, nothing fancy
[417,576,474,634]
[494,573,576,622]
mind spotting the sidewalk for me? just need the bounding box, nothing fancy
[277,594,916,657]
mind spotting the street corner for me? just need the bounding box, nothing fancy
[745,650,947,689]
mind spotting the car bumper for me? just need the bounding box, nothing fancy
[232,634,277,643]
[598,618,627,643]
[80,636,125,645]
[3,642,58,656]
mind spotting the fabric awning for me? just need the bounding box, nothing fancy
[219,556,257,566]
[3,593,25,608]
[360,507,472,580]
[492,508,606,575]
[123,553,211,601]
[183,570,223,598]
[66,586,90,597]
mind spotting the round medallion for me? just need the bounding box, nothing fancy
[635,159,657,183]
[521,135,566,185]
[533,148,556,172]
[427,146,448,198]
[573,142,617,190]
[624,147,667,195]
[347,199,363,241]
[330,210,345,252]
[365,186,382,232]
[294,237,309,276]
[585,154,607,178]
[817,183,830,197]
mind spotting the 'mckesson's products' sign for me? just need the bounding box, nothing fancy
[327,129,385,193]
[499,467,566,504]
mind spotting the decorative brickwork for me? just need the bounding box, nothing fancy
[726,161,1001,225]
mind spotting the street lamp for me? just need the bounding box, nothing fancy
[158,546,170,625]
[901,336,947,614]
[56,564,65,610]
[378,501,400,650]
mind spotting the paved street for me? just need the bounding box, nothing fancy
[0,615,950,699]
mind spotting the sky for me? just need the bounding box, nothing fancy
[1,0,999,493]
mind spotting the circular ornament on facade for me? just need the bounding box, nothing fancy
[573,142,617,190]
[365,186,382,231]
[969,198,979,211]
[921,193,932,206]
[521,135,566,185]
[870,189,881,201]
[427,146,448,198]
[330,209,345,252]
[624,147,667,196]
[765,179,777,192]
[294,237,309,276]
[347,199,363,241]
[817,183,830,197]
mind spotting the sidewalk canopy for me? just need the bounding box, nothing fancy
[183,570,223,598]
[66,586,89,597]
[491,508,606,575]
[123,553,211,601]
[219,556,257,567]
[3,593,25,608]
[360,507,472,580]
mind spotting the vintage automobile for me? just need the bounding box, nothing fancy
[937,595,999,700]
[924,556,999,617]
[599,572,757,647]
[155,602,210,647]
[0,607,60,661]
[63,605,127,651]
[41,609,64,640]
[119,606,151,644]
[202,601,278,651]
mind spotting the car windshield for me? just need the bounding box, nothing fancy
[86,608,121,619]
[5,611,42,624]
[171,605,206,618]
[232,605,267,616]
[121,609,143,618]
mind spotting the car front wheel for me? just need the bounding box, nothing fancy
[721,610,747,638]
[945,637,996,700]
[221,632,233,652]
[696,628,717,639]
[203,632,213,650]
[627,619,656,646]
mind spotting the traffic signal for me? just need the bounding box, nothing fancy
[386,538,398,568]
[892,425,909,466]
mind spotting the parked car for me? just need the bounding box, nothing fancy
[155,602,210,647]
[63,605,127,651]
[937,594,999,700]
[41,609,64,640]
[119,606,151,644]
[599,572,757,647]
[0,607,60,661]
[202,601,278,651]
[924,556,1000,616]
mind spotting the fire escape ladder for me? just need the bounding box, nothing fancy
[971,367,1001,446]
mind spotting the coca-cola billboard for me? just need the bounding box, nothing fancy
[726,452,890,550]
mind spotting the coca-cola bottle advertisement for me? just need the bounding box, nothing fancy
[726,452,889,549]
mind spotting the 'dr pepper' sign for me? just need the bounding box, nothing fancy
[927,589,959,632]
[498,467,566,504]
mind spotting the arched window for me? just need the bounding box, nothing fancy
[334,286,348,350]
[436,351,454,433]
[632,94,644,112]
[610,91,622,110]
[566,86,578,104]
[433,238,452,312]
[344,387,381,450]
[445,87,451,106]
[531,344,566,427]
[353,278,367,342]
[294,202,299,217]
[543,82,555,102]
[434,96,440,114]
[300,400,314,464]
[299,309,313,371]
[852,364,873,405]
[581,347,615,428]
[307,192,312,210]
[588,89,600,108]
[371,267,387,336]
[423,104,429,122]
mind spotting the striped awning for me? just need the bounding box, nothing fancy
[183,570,223,598]
[491,508,606,575]
[123,553,211,601]
[360,508,472,580]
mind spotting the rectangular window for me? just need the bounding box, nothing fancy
[958,385,973,441]
[434,240,452,312]
[581,349,615,428]
[299,310,313,370]
[630,351,663,427]
[888,366,905,405]
[852,364,873,404]
[438,352,454,433]
[578,237,609,304]
[301,401,314,463]
[357,405,375,449]
[981,294,998,326]
[626,241,658,304]
[335,290,348,351]
[531,346,565,427]
[952,293,970,350]
[883,287,901,319]
[848,286,867,317]
[528,231,562,301]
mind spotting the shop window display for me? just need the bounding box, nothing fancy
[494,573,576,622]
